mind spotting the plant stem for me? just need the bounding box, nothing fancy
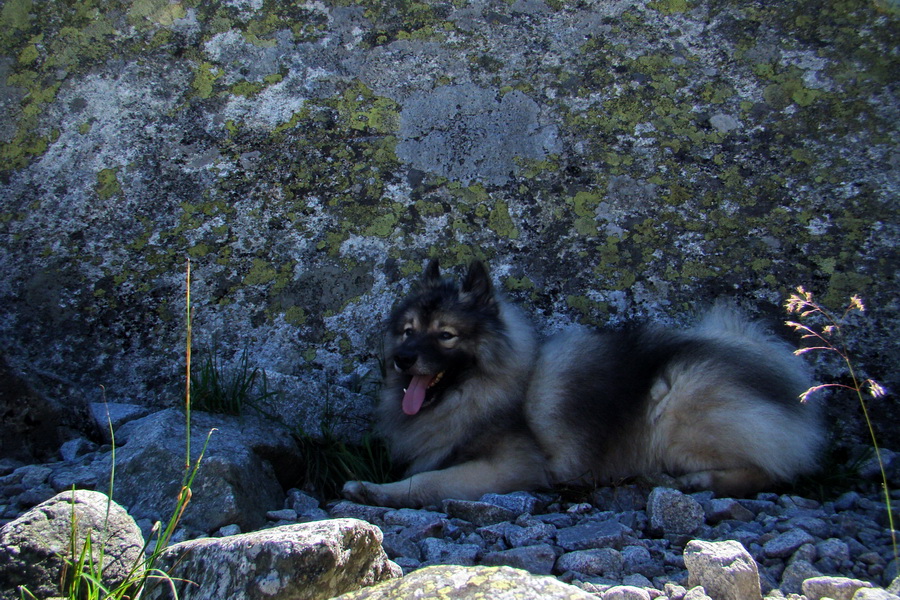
[843,355,898,563]
[185,258,192,474]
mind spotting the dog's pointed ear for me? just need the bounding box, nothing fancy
[423,259,441,284]
[462,261,495,307]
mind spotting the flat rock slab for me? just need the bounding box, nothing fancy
[332,564,597,600]
[146,519,400,600]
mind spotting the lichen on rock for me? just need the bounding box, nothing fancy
[0,0,895,445]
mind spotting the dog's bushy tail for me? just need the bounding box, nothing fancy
[691,301,814,405]
[692,302,770,342]
[685,302,824,484]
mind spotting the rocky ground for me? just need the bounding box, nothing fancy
[3,440,898,599]
[327,483,899,598]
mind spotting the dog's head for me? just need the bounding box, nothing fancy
[386,259,503,416]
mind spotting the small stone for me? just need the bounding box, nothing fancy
[381,532,421,560]
[59,438,97,461]
[48,464,98,493]
[15,485,56,508]
[0,458,24,477]
[684,539,762,600]
[665,583,688,600]
[534,512,577,528]
[791,542,818,564]
[16,465,52,488]
[392,556,421,574]
[787,516,830,538]
[384,508,446,541]
[593,486,648,512]
[704,498,755,523]
[556,548,623,578]
[738,499,778,516]
[622,545,652,568]
[475,521,520,545]
[329,500,391,523]
[285,489,321,515]
[507,520,556,547]
[621,573,653,588]
[780,559,823,595]
[419,537,480,566]
[215,524,241,537]
[817,538,851,562]
[297,508,330,522]
[479,491,544,514]
[481,543,557,575]
[602,585,652,600]
[802,575,874,600]
[89,402,151,440]
[442,498,517,526]
[266,508,297,521]
[647,488,705,535]
[557,519,632,551]
[763,529,816,558]
[683,587,714,600]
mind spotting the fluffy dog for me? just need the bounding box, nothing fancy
[342,261,823,507]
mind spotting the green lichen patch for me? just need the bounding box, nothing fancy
[364,211,399,237]
[191,62,223,99]
[242,258,277,287]
[284,306,307,326]
[353,0,455,47]
[328,81,401,135]
[96,168,123,200]
[487,201,519,240]
[126,0,186,28]
[0,0,31,32]
[648,0,691,14]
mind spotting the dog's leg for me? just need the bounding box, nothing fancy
[343,445,547,508]
[342,460,536,508]
[675,467,773,497]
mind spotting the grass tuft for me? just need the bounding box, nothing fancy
[189,344,279,415]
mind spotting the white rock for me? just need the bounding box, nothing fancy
[601,585,651,600]
[803,575,874,600]
[684,539,762,600]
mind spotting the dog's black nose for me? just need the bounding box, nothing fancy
[394,350,417,371]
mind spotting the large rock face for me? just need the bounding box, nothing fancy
[0,1,896,441]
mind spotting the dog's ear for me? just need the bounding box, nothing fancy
[462,261,495,307]
[423,259,441,284]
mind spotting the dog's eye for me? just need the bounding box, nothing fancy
[403,328,414,337]
[438,332,457,341]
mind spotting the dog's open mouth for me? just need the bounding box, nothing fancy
[402,371,445,416]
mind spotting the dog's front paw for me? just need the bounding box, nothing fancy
[342,480,372,504]
[342,480,394,506]
[342,480,408,507]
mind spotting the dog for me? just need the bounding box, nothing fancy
[342,260,823,508]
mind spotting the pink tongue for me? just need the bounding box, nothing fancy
[402,375,434,415]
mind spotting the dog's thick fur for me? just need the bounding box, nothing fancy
[342,261,823,508]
